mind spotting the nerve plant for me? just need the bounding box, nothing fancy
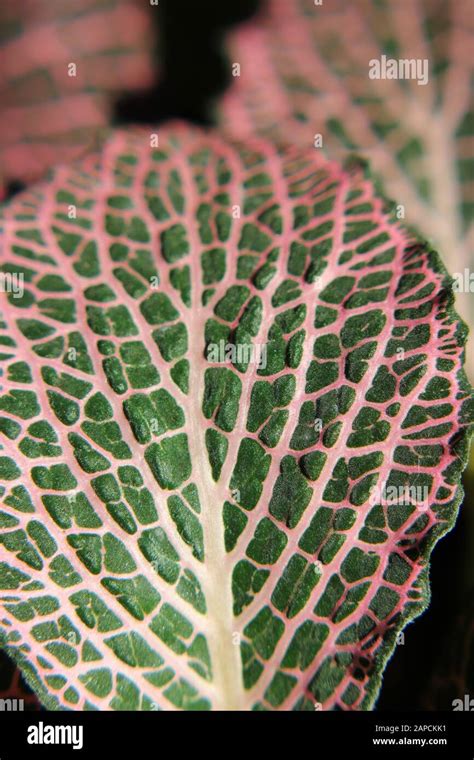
[0,124,471,710]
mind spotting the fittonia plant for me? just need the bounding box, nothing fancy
[219,0,474,379]
[0,0,154,193]
[0,125,471,710]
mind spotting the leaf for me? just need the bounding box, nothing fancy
[220,0,474,379]
[0,124,471,710]
[0,0,154,192]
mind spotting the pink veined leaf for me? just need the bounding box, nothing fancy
[0,0,155,703]
[0,124,471,711]
[219,0,474,381]
[0,0,155,193]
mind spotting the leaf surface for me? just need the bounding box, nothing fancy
[0,124,471,710]
[220,0,474,378]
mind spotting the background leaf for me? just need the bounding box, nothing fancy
[219,0,474,380]
[0,0,155,193]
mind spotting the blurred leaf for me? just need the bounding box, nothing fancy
[0,0,156,192]
[219,0,474,380]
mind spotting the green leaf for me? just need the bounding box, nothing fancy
[0,124,471,710]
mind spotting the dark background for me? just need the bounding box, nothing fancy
[116,0,260,126]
